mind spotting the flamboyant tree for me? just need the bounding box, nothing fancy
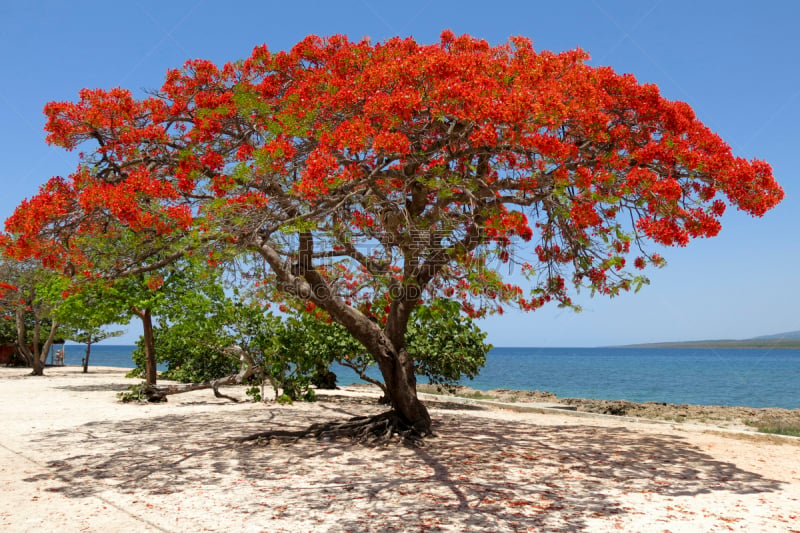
[2,32,783,437]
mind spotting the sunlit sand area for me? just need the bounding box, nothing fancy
[1,366,797,532]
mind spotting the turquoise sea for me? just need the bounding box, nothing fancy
[55,345,800,409]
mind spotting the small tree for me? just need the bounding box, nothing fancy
[73,327,124,373]
[129,290,310,403]
[61,272,164,384]
[130,266,242,384]
[0,258,63,375]
[48,277,128,373]
[70,255,224,387]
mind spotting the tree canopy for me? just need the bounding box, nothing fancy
[1,32,783,437]
[0,257,64,374]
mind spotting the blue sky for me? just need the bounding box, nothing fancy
[1,1,798,346]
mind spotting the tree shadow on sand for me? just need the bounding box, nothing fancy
[56,383,133,393]
[25,401,784,531]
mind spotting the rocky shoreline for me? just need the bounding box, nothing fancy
[414,384,800,434]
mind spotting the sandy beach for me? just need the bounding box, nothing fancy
[0,366,798,532]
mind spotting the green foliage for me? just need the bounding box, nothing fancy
[249,310,326,402]
[758,426,800,438]
[130,263,242,381]
[0,257,70,370]
[48,277,130,346]
[746,415,800,437]
[117,383,147,403]
[293,298,491,393]
[124,262,489,402]
[131,325,240,382]
[245,385,263,403]
[290,313,364,384]
[128,271,325,402]
[408,299,491,390]
[276,393,294,405]
[67,326,124,346]
[0,312,18,345]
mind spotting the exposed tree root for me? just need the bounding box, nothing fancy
[131,346,260,403]
[142,374,246,402]
[234,411,429,447]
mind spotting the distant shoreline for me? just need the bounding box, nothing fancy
[614,341,800,349]
[66,342,800,349]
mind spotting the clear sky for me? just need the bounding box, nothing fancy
[1,1,798,347]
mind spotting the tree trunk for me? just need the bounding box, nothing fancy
[26,347,45,376]
[140,309,157,385]
[16,308,44,376]
[325,313,432,434]
[250,238,432,435]
[141,354,258,402]
[132,307,157,385]
[373,344,431,435]
[82,340,92,373]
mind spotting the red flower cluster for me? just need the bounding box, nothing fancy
[2,31,783,315]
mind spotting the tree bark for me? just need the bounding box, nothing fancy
[142,355,258,402]
[251,239,432,434]
[15,309,60,376]
[380,299,432,434]
[323,312,431,433]
[347,308,432,434]
[143,377,238,402]
[337,359,389,399]
[16,309,41,375]
[82,340,92,373]
[133,307,157,385]
[373,343,431,435]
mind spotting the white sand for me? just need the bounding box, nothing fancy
[0,366,798,532]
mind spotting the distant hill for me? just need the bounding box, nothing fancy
[618,330,800,349]
[752,330,800,341]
